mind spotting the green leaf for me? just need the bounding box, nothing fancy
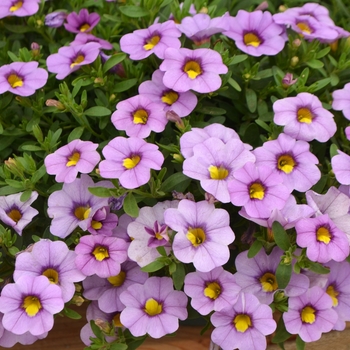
[109,343,128,350]
[160,173,191,193]
[242,123,260,148]
[141,259,166,272]
[113,78,138,93]
[32,164,47,184]
[5,179,25,189]
[84,106,111,117]
[119,5,149,17]
[63,307,82,319]
[156,246,168,257]
[247,240,263,258]
[123,192,139,217]
[272,221,290,251]
[5,24,37,33]
[20,190,32,202]
[228,77,241,91]
[255,119,271,133]
[306,59,324,69]
[330,143,338,158]
[68,126,85,142]
[307,78,331,92]
[0,186,22,196]
[20,144,42,151]
[173,263,185,290]
[8,246,20,256]
[196,106,226,115]
[7,51,19,62]
[32,235,41,242]
[228,54,248,65]
[272,317,292,344]
[103,53,127,73]
[316,46,330,59]
[296,335,305,350]
[245,88,257,113]
[330,73,339,86]
[126,337,147,350]
[88,186,113,198]
[307,261,330,274]
[276,262,292,289]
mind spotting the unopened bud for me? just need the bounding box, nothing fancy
[94,77,104,85]
[95,319,112,333]
[75,284,82,293]
[281,73,297,88]
[290,56,299,67]
[166,110,184,129]
[278,5,287,12]
[45,99,65,110]
[45,11,67,28]
[4,158,24,178]
[199,7,208,14]
[292,38,301,48]
[205,192,218,204]
[255,1,268,11]
[71,296,85,306]
[172,153,184,163]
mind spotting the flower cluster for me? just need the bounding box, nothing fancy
[1,1,350,350]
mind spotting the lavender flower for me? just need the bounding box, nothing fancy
[70,33,113,50]
[45,11,67,28]
[64,9,100,34]
[332,83,350,121]
[0,0,40,19]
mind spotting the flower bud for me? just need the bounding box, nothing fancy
[71,296,85,306]
[290,56,299,67]
[95,319,112,333]
[255,1,268,11]
[45,11,67,28]
[31,42,40,57]
[166,110,184,129]
[281,73,297,88]
[45,99,65,110]
[292,38,301,48]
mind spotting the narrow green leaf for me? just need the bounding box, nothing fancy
[330,143,338,158]
[173,263,185,290]
[123,192,139,217]
[63,307,82,319]
[228,54,248,65]
[84,106,111,117]
[160,173,191,193]
[103,53,126,73]
[156,246,168,257]
[20,144,42,151]
[88,186,112,198]
[109,343,128,350]
[20,190,32,202]
[307,261,330,274]
[68,126,85,142]
[296,335,305,350]
[7,51,19,62]
[32,164,47,184]
[306,59,324,69]
[113,78,138,93]
[5,179,25,189]
[330,73,339,86]
[276,262,292,289]
[316,46,330,59]
[272,221,290,251]
[246,88,257,113]
[247,240,263,258]
[119,5,149,17]
[141,259,166,272]
[228,77,241,91]
[0,186,22,195]
[196,106,226,115]
[255,119,271,133]
[272,314,292,343]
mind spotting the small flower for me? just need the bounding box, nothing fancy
[46,42,101,80]
[160,47,228,93]
[331,150,350,185]
[210,293,277,350]
[120,20,181,60]
[0,192,38,235]
[282,73,297,88]
[0,275,64,336]
[119,276,188,338]
[0,62,48,97]
[283,286,338,342]
[70,33,113,50]
[87,206,119,236]
[164,199,235,272]
[273,92,336,142]
[99,137,164,189]
[0,0,40,19]
[332,83,350,121]
[75,235,128,278]
[45,11,67,28]
[223,10,286,57]
[64,9,100,34]
[44,139,100,183]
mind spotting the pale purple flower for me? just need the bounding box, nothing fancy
[253,133,321,192]
[234,247,310,305]
[99,136,164,189]
[332,83,350,121]
[283,286,338,342]
[70,33,113,50]
[45,11,67,28]
[0,62,48,97]
[0,191,38,235]
[323,260,350,331]
[183,137,255,203]
[120,276,188,338]
[111,95,167,138]
[211,293,277,350]
[75,235,128,278]
[164,199,235,272]
[184,266,240,315]
[82,260,148,313]
[112,213,133,242]
[332,150,350,185]
[13,239,85,302]
[64,9,100,34]
[0,0,40,19]
[228,162,291,219]
[0,275,64,336]
[273,92,336,142]
[160,47,228,93]
[223,10,286,57]
[47,175,113,238]
[180,123,249,159]
[138,70,197,118]
[178,13,229,45]
[296,214,349,263]
[87,206,118,236]
[46,42,101,80]
[282,73,297,88]
[44,139,100,183]
[120,20,181,60]
[127,201,178,267]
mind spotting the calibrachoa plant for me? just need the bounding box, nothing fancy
[2,1,350,350]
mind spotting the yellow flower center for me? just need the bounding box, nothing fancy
[66,152,80,167]
[316,226,331,244]
[259,272,278,292]
[301,305,316,324]
[123,155,141,169]
[7,74,23,88]
[133,109,148,124]
[74,206,91,220]
[249,182,265,200]
[297,107,313,124]
[113,313,123,327]
[91,220,103,230]
[70,55,85,68]
[184,60,202,79]
[80,23,90,32]
[208,165,229,180]
[277,154,296,174]
[161,91,179,105]
[204,282,221,300]
[297,22,312,35]
[107,271,126,287]
[326,285,339,307]
[7,208,22,223]
[9,1,23,12]
[22,296,42,317]
[243,33,261,47]
[144,298,162,316]
[143,35,161,50]
[42,268,59,284]
[233,314,252,333]
[92,246,109,261]
[186,227,206,247]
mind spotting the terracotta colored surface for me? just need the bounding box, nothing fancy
[10,305,350,350]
